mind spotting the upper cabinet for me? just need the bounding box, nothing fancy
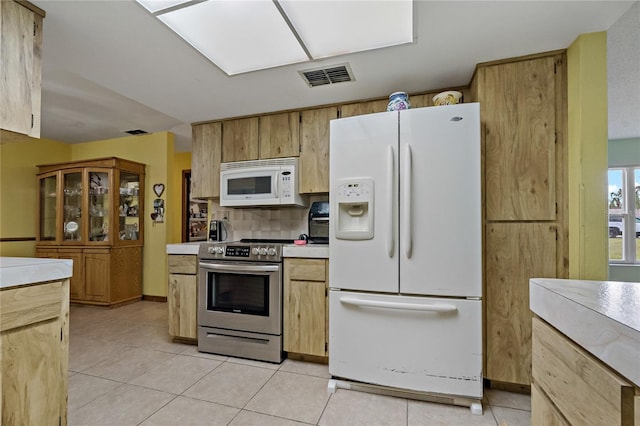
[37,157,145,247]
[259,112,300,159]
[479,56,558,221]
[192,122,222,199]
[222,117,259,162]
[0,0,44,138]
[299,107,337,193]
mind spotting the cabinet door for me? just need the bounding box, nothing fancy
[222,117,259,162]
[168,273,197,339]
[485,223,556,385]
[284,259,327,356]
[483,56,557,221]
[84,251,110,302]
[61,169,85,244]
[299,107,336,193]
[116,169,143,245]
[37,172,60,244]
[531,383,569,426]
[340,99,388,118]
[259,112,300,159]
[58,249,84,300]
[0,0,42,138]
[192,122,222,198]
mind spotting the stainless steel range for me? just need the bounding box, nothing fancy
[197,239,293,363]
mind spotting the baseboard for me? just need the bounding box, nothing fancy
[142,295,167,303]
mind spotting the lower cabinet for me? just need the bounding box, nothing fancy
[284,258,328,358]
[1,279,69,425]
[167,254,198,341]
[532,317,638,425]
[35,246,142,306]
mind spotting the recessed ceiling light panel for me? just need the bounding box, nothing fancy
[279,0,414,59]
[136,0,193,14]
[158,0,309,75]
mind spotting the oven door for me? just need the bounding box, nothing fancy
[198,261,282,335]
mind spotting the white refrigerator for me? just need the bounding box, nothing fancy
[329,103,482,400]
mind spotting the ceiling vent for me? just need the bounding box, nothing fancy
[124,129,148,135]
[299,63,355,87]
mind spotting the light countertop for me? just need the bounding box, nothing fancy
[166,242,202,255]
[0,257,73,289]
[283,244,329,259]
[530,278,640,387]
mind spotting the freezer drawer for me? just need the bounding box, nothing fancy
[329,290,483,398]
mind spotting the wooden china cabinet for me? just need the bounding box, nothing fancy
[35,157,145,307]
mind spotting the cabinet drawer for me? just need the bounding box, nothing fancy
[286,259,326,281]
[168,255,198,274]
[531,383,569,426]
[0,281,64,332]
[532,317,635,425]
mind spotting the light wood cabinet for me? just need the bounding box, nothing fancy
[1,279,69,425]
[168,254,198,341]
[222,117,259,162]
[284,258,328,358]
[472,51,568,387]
[0,0,44,138]
[340,99,388,118]
[191,122,222,199]
[299,107,337,194]
[532,317,637,425]
[259,112,300,159]
[35,157,145,306]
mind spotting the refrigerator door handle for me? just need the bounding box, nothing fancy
[387,145,395,258]
[339,296,457,313]
[403,143,413,258]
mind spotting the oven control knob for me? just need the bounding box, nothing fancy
[267,247,277,256]
[251,247,260,255]
[259,247,268,256]
[207,246,215,254]
[214,246,224,254]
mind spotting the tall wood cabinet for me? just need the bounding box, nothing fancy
[0,0,44,138]
[35,157,145,307]
[471,51,568,386]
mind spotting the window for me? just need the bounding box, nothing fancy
[608,167,640,263]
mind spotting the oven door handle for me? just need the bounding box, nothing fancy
[199,262,280,273]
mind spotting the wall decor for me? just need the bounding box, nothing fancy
[153,183,165,197]
[152,198,165,223]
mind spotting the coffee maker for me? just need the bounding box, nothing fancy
[308,201,329,244]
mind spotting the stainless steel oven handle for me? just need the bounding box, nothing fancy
[199,262,280,273]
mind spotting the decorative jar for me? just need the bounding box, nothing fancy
[387,91,411,111]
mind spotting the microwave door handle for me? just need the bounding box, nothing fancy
[199,263,280,273]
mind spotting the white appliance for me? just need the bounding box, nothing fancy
[220,157,307,207]
[329,104,483,405]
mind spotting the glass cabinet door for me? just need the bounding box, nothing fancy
[63,171,83,242]
[118,172,141,241]
[39,174,58,241]
[88,170,110,242]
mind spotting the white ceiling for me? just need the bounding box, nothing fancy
[29,0,637,152]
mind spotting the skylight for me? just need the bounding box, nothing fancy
[136,0,414,76]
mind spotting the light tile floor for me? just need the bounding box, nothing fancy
[68,301,531,425]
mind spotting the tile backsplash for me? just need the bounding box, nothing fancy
[209,195,328,241]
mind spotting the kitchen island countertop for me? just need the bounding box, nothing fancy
[530,278,640,387]
[0,257,73,289]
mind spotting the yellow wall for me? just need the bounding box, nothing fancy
[567,32,609,280]
[0,137,71,256]
[70,132,174,297]
[172,152,191,244]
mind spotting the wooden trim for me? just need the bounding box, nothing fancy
[142,295,167,303]
[286,353,328,365]
[487,379,532,394]
[191,84,470,126]
[15,0,46,17]
[0,237,36,242]
[182,170,190,243]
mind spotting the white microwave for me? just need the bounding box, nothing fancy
[219,157,307,207]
